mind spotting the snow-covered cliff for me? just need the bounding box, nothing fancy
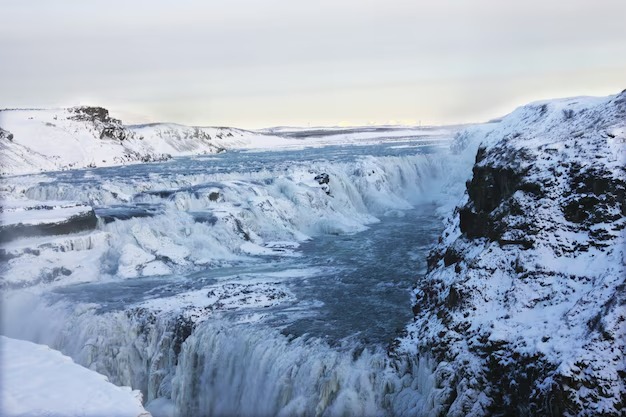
[399,91,626,415]
[0,106,273,176]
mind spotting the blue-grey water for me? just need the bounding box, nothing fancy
[48,139,447,347]
[54,203,440,346]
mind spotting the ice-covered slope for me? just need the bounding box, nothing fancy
[398,91,626,415]
[129,122,297,152]
[0,335,150,417]
[0,107,281,176]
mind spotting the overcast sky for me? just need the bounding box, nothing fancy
[1,0,625,128]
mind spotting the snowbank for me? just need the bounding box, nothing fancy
[0,335,150,417]
[1,199,97,244]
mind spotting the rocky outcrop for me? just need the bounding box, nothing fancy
[69,106,130,141]
[402,91,626,416]
[0,127,13,141]
[315,172,331,195]
[69,106,120,124]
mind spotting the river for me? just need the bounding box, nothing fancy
[2,136,461,416]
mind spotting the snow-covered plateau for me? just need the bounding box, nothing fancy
[0,91,624,417]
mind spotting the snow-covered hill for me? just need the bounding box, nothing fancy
[398,91,626,415]
[0,107,456,177]
[0,107,280,176]
[128,122,279,153]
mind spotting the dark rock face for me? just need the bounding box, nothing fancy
[315,173,330,185]
[100,125,128,141]
[223,215,251,241]
[69,106,130,141]
[69,106,120,124]
[562,165,626,226]
[402,91,626,416]
[456,144,542,250]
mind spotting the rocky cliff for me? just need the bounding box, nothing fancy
[400,91,625,416]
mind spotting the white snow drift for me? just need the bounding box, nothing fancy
[0,335,150,417]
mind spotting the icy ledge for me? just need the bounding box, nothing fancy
[398,90,626,415]
[0,200,97,244]
[0,335,151,417]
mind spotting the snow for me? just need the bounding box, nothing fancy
[0,107,456,176]
[128,123,265,153]
[0,335,150,417]
[0,108,144,175]
[253,125,455,149]
[0,108,268,176]
[135,273,299,323]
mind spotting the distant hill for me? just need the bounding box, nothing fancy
[0,106,275,176]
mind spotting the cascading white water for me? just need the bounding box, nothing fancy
[1,294,178,400]
[172,321,400,417]
[11,153,450,284]
[1,291,439,417]
[170,321,452,417]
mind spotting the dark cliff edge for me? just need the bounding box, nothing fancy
[399,91,625,416]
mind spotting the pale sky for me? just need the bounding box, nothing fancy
[1,0,625,128]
